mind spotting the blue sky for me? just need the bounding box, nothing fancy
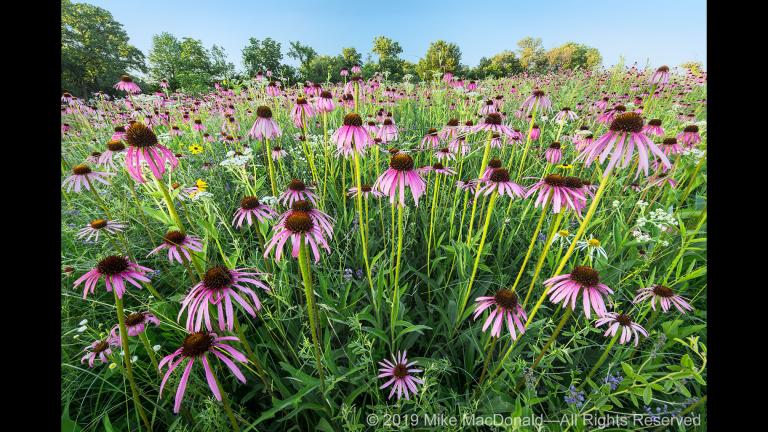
[82,0,706,71]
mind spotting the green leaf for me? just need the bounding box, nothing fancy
[642,386,653,405]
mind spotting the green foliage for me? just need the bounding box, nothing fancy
[516,37,547,72]
[287,41,318,69]
[148,33,235,94]
[61,0,146,97]
[416,40,463,80]
[545,42,602,71]
[241,37,284,77]
[473,51,524,79]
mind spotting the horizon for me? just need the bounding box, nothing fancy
[78,0,706,73]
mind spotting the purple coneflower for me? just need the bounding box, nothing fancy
[148,230,204,264]
[544,266,614,318]
[291,96,315,128]
[76,219,126,242]
[232,196,277,228]
[521,89,552,114]
[633,285,693,313]
[473,289,527,340]
[81,338,117,368]
[643,119,664,136]
[435,147,455,161]
[114,75,141,94]
[98,140,126,170]
[332,113,371,157]
[378,351,423,401]
[74,256,153,299]
[554,107,578,123]
[421,128,439,149]
[62,164,114,192]
[677,125,701,147]
[278,179,318,206]
[264,208,331,262]
[179,265,270,332]
[473,113,515,137]
[477,168,525,198]
[525,174,587,214]
[316,90,335,113]
[577,112,670,177]
[348,184,384,199]
[159,331,247,413]
[545,142,563,164]
[438,118,460,141]
[377,118,399,143]
[265,81,281,97]
[649,65,670,85]
[277,200,335,241]
[373,153,427,207]
[595,313,649,346]
[123,122,178,183]
[249,105,282,140]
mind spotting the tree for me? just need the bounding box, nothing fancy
[340,47,362,69]
[680,61,704,76]
[415,40,462,80]
[545,42,602,71]
[61,0,146,97]
[301,55,340,84]
[287,41,318,70]
[148,34,234,93]
[516,37,546,72]
[371,36,403,62]
[242,37,283,77]
[474,50,523,78]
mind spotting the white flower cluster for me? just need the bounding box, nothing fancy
[220,148,253,167]
[156,131,172,146]
[682,147,706,163]
[631,203,677,246]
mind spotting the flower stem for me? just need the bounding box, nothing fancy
[114,292,151,431]
[353,150,375,298]
[509,199,551,294]
[298,237,326,393]
[465,131,494,244]
[457,191,498,331]
[578,332,619,390]
[138,332,160,375]
[154,176,186,235]
[210,359,241,432]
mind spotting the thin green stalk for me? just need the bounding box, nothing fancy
[114,292,152,431]
[298,237,325,393]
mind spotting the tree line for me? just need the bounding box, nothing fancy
[63,0,607,97]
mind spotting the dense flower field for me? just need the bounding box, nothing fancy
[61,66,707,431]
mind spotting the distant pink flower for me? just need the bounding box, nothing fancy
[473,113,515,137]
[633,285,694,313]
[271,145,287,160]
[477,168,525,198]
[377,118,399,143]
[554,107,578,123]
[348,184,384,199]
[521,89,552,114]
[74,256,152,299]
[249,106,282,140]
[180,265,270,332]
[649,65,670,85]
[264,208,331,263]
[438,119,460,141]
[291,96,315,128]
[123,122,179,183]
[525,174,587,214]
[159,331,247,413]
[332,113,371,157]
[232,196,277,228]
[544,266,614,319]
[595,313,648,346]
[277,200,335,241]
[266,81,281,97]
[643,119,664,136]
[62,164,114,192]
[421,128,439,149]
[81,338,117,368]
[279,179,318,206]
[148,231,204,264]
[316,90,335,113]
[435,147,455,161]
[114,75,141,94]
[473,289,527,340]
[378,351,423,400]
[374,153,427,207]
[545,142,563,164]
[677,125,701,147]
[577,112,670,178]
[76,218,126,242]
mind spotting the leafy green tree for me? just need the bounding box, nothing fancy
[300,55,340,83]
[681,61,704,76]
[340,47,362,69]
[415,40,462,80]
[474,50,523,78]
[516,37,546,72]
[287,41,318,71]
[148,34,234,93]
[61,0,146,97]
[545,42,602,71]
[371,36,403,62]
[242,37,283,77]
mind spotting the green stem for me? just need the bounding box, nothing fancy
[209,359,241,432]
[298,237,325,393]
[114,292,151,431]
[579,332,619,390]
